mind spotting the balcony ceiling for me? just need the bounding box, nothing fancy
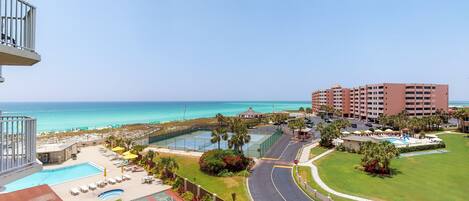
[0,45,41,66]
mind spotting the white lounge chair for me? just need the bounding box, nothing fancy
[115,176,123,183]
[123,174,131,180]
[108,178,116,185]
[70,188,80,196]
[80,185,89,193]
[88,183,97,190]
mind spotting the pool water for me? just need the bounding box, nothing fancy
[98,189,124,200]
[151,130,270,157]
[3,162,102,193]
[384,137,409,145]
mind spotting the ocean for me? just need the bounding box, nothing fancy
[0,101,310,132]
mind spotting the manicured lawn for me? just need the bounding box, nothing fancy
[315,132,469,201]
[309,146,330,159]
[160,153,249,201]
[293,166,351,201]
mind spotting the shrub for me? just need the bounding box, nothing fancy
[199,149,252,175]
[201,194,212,201]
[172,177,184,191]
[181,191,195,201]
[398,142,446,153]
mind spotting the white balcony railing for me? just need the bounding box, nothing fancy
[0,0,36,52]
[0,116,37,175]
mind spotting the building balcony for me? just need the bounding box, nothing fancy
[0,116,42,187]
[0,0,40,66]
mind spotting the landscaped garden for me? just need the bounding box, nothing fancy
[314,132,469,201]
[309,146,329,159]
[162,153,250,201]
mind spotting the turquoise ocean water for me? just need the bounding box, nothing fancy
[0,101,310,132]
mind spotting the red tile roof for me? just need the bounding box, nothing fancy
[0,185,62,201]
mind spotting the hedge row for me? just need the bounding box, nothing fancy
[398,142,446,153]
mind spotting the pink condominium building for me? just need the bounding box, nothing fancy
[312,83,449,121]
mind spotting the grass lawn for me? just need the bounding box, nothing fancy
[160,153,249,201]
[309,146,330,159]
[293,166,351,201]
[315,132,469,201]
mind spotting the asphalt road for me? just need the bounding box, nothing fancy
[248,127,311,201]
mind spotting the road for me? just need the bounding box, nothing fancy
[248,127,311,201]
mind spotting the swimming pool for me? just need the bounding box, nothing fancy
[3,162,102,193]
[98,189,124,200]
[150,130,271,157]
[383,137,409,145]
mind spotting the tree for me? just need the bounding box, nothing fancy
[123,138,135,151]
[215,113,227,127]
[271,113,288,128]
[305,107,312,114]
[317,119,350,148]
[211,127,228,150]
[360,141,399,174]
[288,119,299,136]
[156,157,179,179]
[453,108,469,130]
[228,118,251,153]
[299,107,305,112]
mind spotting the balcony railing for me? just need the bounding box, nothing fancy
[0,116,37,174]
[0,0,36,52]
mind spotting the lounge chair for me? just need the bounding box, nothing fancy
[123,174,131,180]
[70,188,80,196]
[96,180,106,188]
[108,178,116,185]
[115,176,123,183]
[80,186,89,193]
[88,183,97,190]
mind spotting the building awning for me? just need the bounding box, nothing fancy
[0,185,62,201]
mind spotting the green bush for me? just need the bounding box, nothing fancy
[181,191,194,201]
[201,194,212,201]
[199,149,252,175]
[398,142,446,153]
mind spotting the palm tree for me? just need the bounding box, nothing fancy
[228,118,251,153]
[105,135,116,148]
[360,141,398,174]
[157,157,179,179]
[215,113,227,127]
[211,127,228,149]
[123,138,134,151]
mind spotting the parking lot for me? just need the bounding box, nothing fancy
[305,116,382,137]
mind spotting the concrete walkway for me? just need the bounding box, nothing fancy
[299,144,372,201]
[297,141,319,163]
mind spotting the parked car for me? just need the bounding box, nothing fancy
[351,123,357,128]
[365,123,373,127]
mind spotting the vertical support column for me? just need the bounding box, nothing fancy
[197,185,201,198]
[212,193,217,201]
[184,178,187,192]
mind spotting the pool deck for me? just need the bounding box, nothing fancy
[46,145,170,201]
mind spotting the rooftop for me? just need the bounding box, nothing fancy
[0,184,62,201]
[342,135,377,142]
[37,141,76,153]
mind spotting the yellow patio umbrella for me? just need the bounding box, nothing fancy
[112,146,125,152]
[104,168,107,178]
[123,153,138,160]
[123,151,132,155]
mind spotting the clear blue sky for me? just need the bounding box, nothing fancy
[1,0,468,101]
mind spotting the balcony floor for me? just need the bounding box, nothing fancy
[0,45,41,66]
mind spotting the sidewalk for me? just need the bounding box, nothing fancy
[298,144,372,201]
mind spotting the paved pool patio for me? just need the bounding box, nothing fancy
[46,145,170,201]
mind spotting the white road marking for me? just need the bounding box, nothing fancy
[271,167,287,201]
